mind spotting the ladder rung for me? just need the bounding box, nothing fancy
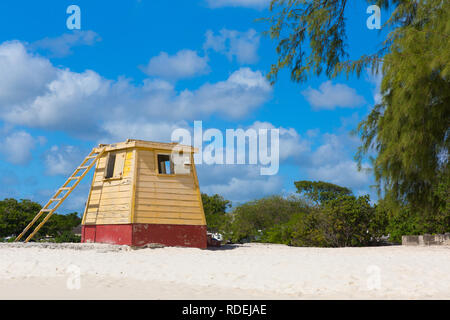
[15,147,106,243]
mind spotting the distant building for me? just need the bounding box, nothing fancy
[72,225,82,236]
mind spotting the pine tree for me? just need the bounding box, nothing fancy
[264,0,449,217]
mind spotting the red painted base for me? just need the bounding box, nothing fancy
[81,223,207,249]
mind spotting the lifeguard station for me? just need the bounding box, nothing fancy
[15,139,207,249]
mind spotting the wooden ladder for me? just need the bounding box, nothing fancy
[15,147,105,243]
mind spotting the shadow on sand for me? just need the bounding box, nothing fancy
[206,243,244,251]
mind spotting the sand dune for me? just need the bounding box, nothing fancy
[0,242,449,299]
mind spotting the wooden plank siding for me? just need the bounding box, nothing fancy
[82,146,206,227]
[134,149,205,226]
[83,149,135,225]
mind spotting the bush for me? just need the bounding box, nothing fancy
[320,195,375,247]
[202,193,232,234]
[0,198,81,239]
[0,198,42,237]
[289,210,329,246]
[261,218,295,245]
[260,195,383,247]
[385,206,450,244]
[380,169,449,244]
[53,231,81,243]
[229,195,310,243]
[262,209,328,247]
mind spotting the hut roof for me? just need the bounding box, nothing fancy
[94,139,197,153]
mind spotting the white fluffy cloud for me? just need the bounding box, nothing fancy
[187,67,271,118]
[44,145,86,176]
[3,67,113,137]
[204,29,260,64]
[194,121,305,202]
[198,164,284,203]
[301,81,366,110]
[205,0,271,9]
[140,50,210,80]
[0,40,376,205]
[31,30,101,57]
[249,120,311,164]
[195,120,306,202]
[202,175,283,203]
[366,69,383,105]
[307,160,371,191]
[0,41,56,107]
[305,132,373,193]
[0,130,37,165]
[195,121,372,202]
[0,41,272,140]
[232,121,373,196]
[310,133,355,166]
[100,120,190,144]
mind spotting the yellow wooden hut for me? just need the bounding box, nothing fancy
[81,139,207,248]
[15,139,207,248]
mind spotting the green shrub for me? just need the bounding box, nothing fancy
[320,195,375,247]
[385,207,450,244]
[53,231,81,243]
[261,195,382,247]
[229,195,310,243]
[289,210,328,247]
[202,193,232,234]
[0,198,81,239]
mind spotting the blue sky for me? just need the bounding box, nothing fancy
[0,0,389,213]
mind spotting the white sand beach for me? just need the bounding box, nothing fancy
[0,242,449,300]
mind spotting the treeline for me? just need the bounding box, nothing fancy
[2,176,448,246]
[203,180,449,247]
[0,198,81,242]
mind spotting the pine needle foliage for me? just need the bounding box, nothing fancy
[263,0,450,216]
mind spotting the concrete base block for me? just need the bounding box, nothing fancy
[82,223,207,248]
[402,233,450,246]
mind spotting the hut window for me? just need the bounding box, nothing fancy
[105,154,116,178]
[157,154,173,174]
[104,152,125,179]
[157,152,190,175]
